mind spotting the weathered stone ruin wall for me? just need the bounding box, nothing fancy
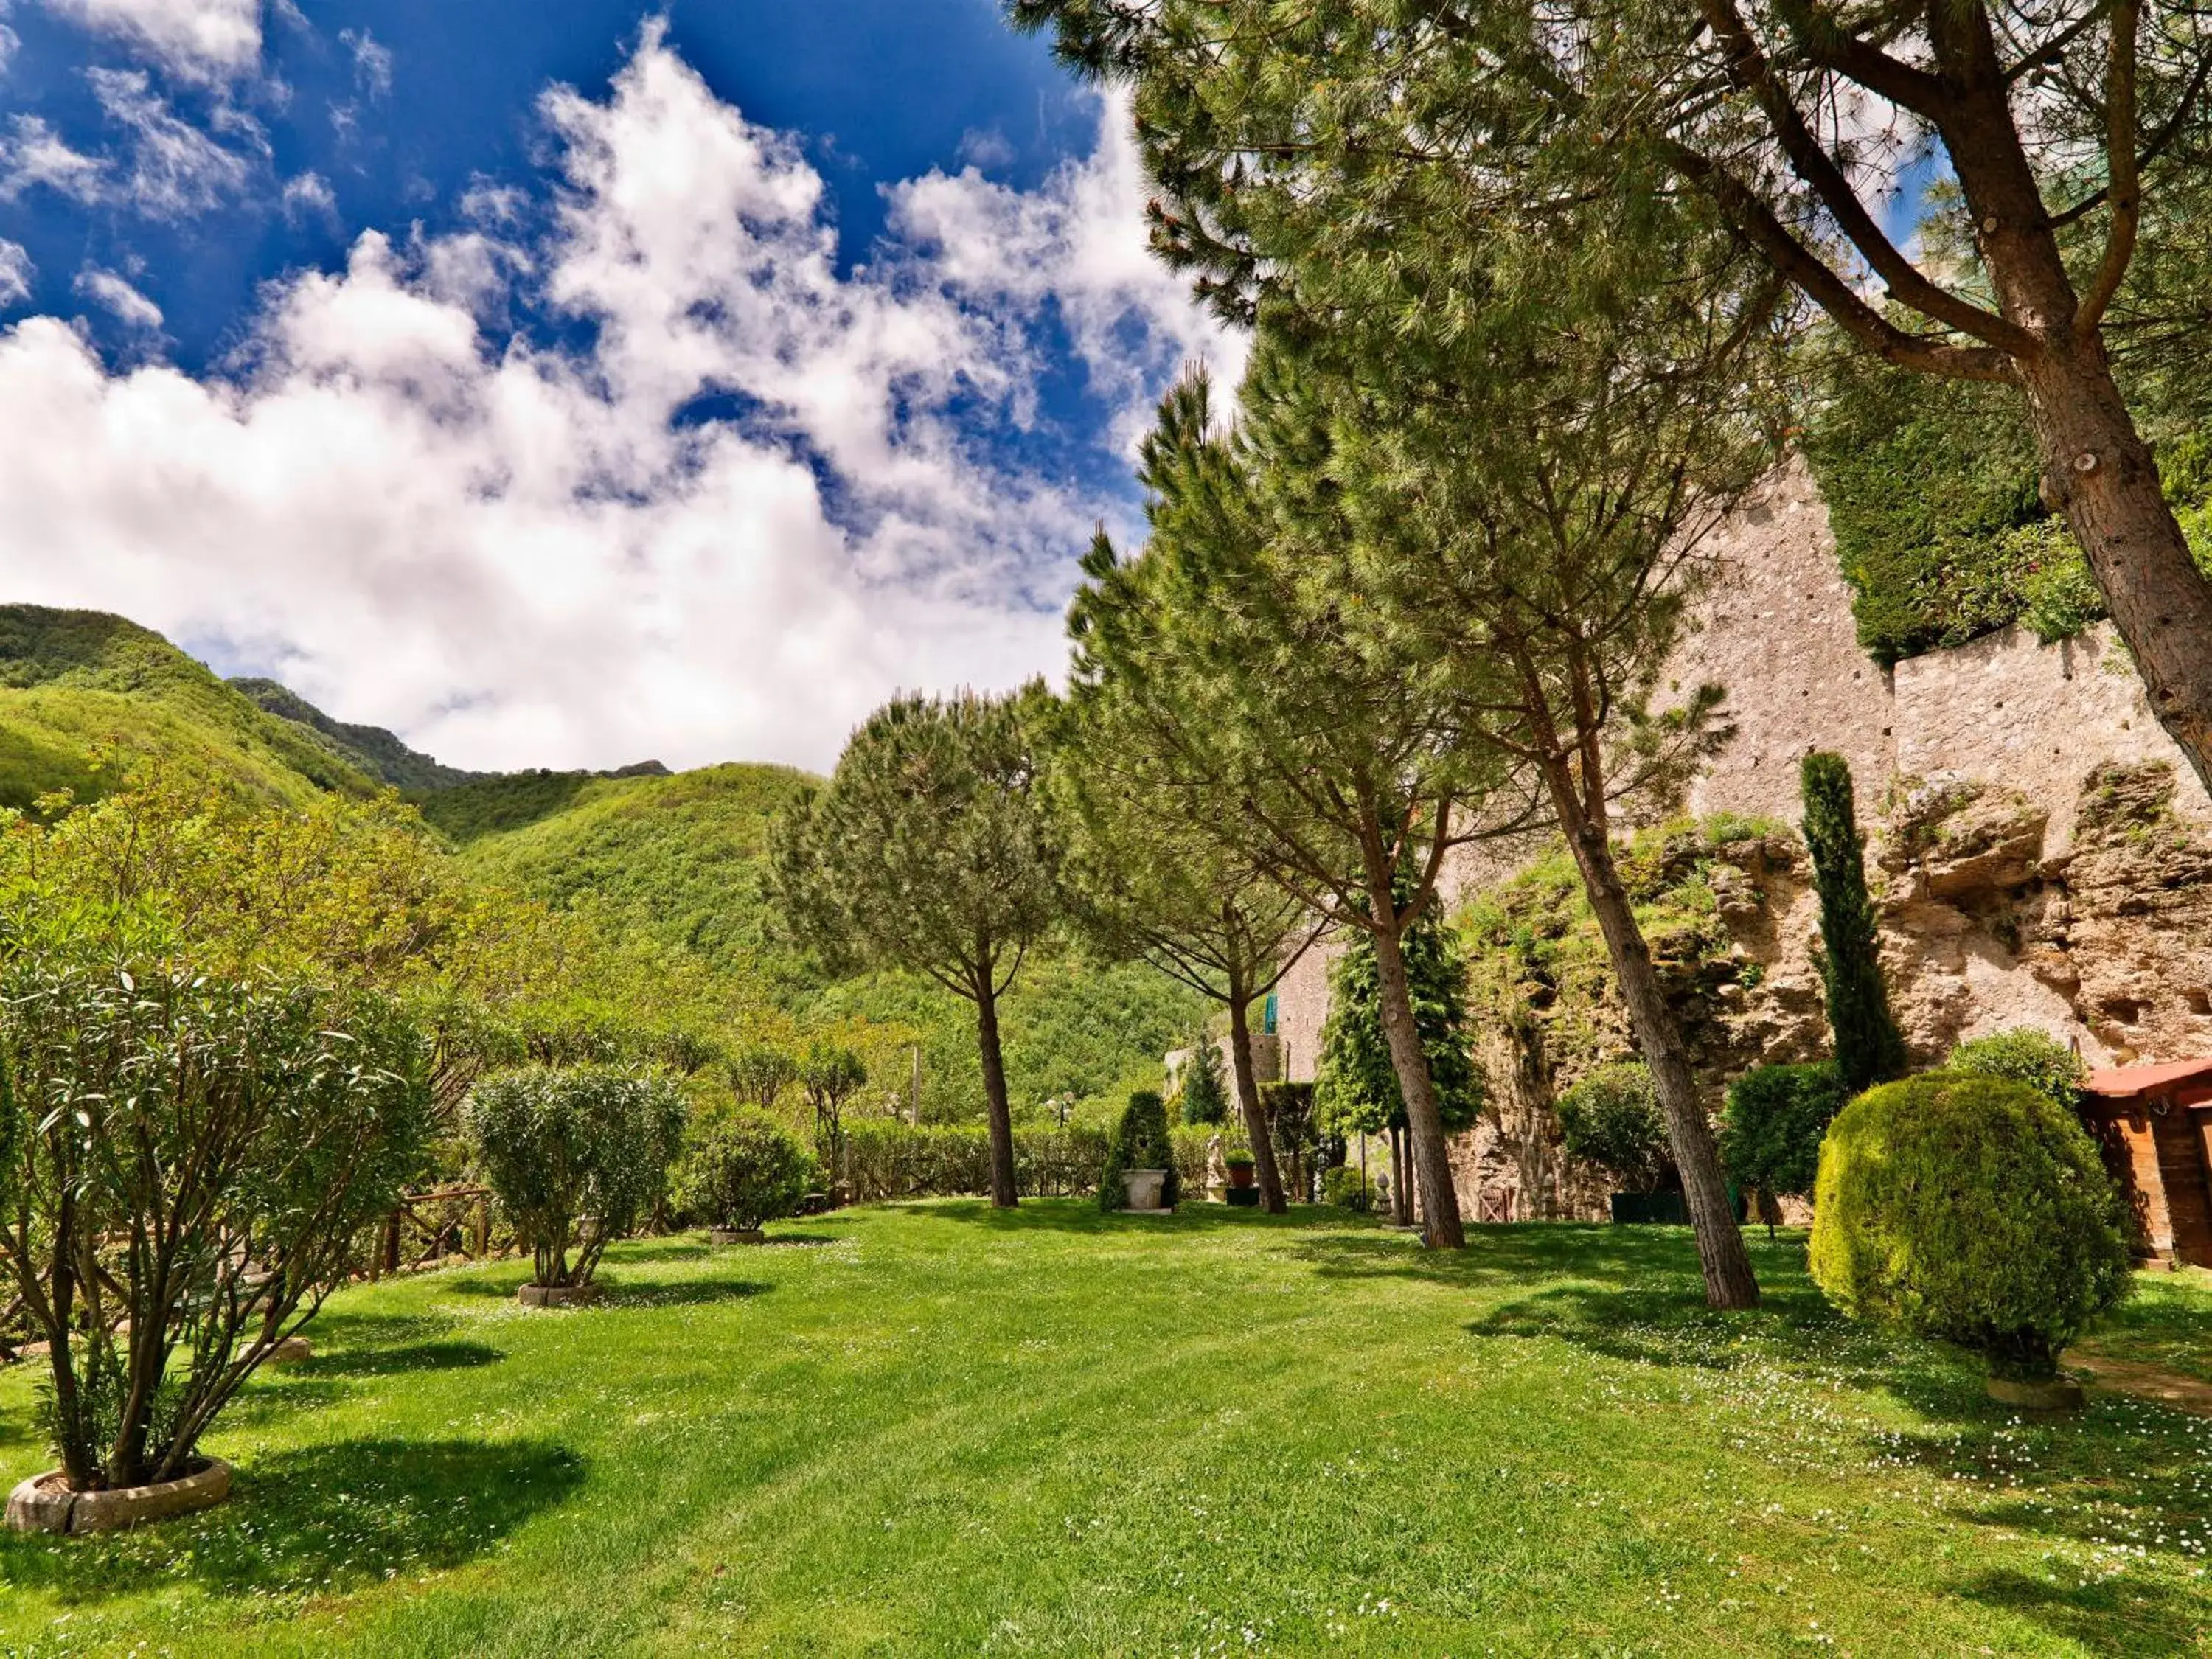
[1273,458,2212,1220]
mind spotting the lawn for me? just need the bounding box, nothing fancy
[1,1204,2208,1657]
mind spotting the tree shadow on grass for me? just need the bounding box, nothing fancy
[293,1338,504,1380]
[604,1279,771,1310]
[1950,1568,2205,1659]
[0,1437,585,1603]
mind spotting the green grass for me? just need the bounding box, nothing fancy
[2,1208,2208,1657]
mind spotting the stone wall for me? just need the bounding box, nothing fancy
[1268,458,2212,1216]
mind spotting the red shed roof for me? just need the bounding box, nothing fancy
[2084,1056,2212,1098]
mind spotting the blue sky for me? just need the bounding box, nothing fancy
[0,1,1241,771]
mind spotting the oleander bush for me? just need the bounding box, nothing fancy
[465,1064,686,1290]
[678,1106,819,1232]
[1322,1164,1377,1213]
[0,957,430,1492]
[1556,1062,1673,1194]
[1809,1074,2132,1381]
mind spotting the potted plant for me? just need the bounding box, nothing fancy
[1224,1149,1261,1207]
[1099,1090,1180,1212]
[0,963,428,1534]
[1557,1062,1680,1222]
[1812,1074,2132,1410]
[466,1064,686,1307]
[678,1107,819,1243]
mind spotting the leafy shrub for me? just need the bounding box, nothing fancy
[841,1121,1112,1201]
[0,960,429,1492]
[1180,1036,1229,1124]
[465,1065,686,1289]
[1945,1028,2087,1112]
[729,1046,799,1110]
[1556,1062,1672,1193]
[678,1107,818,1231]
[1809,1074,2132,1380]
[1262,1080,1320,1197]
[1322,1164,1377,1213]
[1721,1062,1847,1200]
[1170,1124,1212,1197]
[1314,891,1481,1137]
[1099,1090,1180,1210]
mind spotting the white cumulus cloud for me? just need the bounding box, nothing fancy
[40,0,260,80]
[0,239,32,306]
[0,25,1240,774]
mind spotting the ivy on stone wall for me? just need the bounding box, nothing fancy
[1802,364,2212,666]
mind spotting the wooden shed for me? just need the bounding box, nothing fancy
[2080,1057,2212,1266]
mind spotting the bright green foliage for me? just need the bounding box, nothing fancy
[678,1107,819,1231]
[1556,1063,1672,1194]
[1179,1037,1229,1125]
[771,689,1061,1205]
[465,1065,686,1289]
[0,959,428,1490]
[1811,1075,2132,1380]
[801,1040,869,1179]
[229,677,485,793]
[0,605,381,809]
[1946,1029,2090,1113]
[1099,1090,1180,1211]
[729,1045,801,1110]
[1801,754,1908,1094]
[1321,1164,1377,1213]
[1314,904,1481,1138]
[841,1121,1114,1202]
[1721,1062,1848,1200]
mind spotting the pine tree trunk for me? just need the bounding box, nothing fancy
[1549,775,1758,1307]
[975,975,1019,1208]
[1370,919,1467,1247]
[2022,342,2212,797]
[1226,990,1287,1213]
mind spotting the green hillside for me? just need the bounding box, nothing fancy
[444,762,818,978]
[229,676,488,793]
[0,606,378,810]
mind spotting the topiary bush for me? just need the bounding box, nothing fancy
[1099,1089,1180,1211]
[1809,1074,2132,1381]
[1179,1036,1230,1124]
[465,1064,686,1289]
[678,1107,819,1233]
[1945,1028,2087,1113]
[1556,1062,1673,1194]
[1722,1061,1848,1205]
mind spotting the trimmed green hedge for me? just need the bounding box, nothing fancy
[841,1120,1113,1203]
[1809,1074,2131,1380]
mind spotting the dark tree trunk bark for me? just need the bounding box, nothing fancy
[1368,919,1467,1247]
[975,973,1018,1208]
[1551,782,1758,1308]
[1225,989,1288,1213]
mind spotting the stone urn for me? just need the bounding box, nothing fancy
[709,1225,765,1245]
[7,1457,232,1534]
[517,1281,604,1309]
[1121,1167,1169,1211]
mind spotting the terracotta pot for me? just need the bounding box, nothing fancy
[517,1281,604,1309]
[1987,1375,2085,1411]
[7,1457,232,1534]
[709,1226,765,1245]
[1226,1160,1257,1189]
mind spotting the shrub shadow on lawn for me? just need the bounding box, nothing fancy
[606,1279,771,1310]
[1952,1566,2205,1657]
[294,1338,505,1379]
[0,1437,585,1603]
[927,1197,1349,1235]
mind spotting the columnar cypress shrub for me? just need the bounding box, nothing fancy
[1099,1089,1180,1211]
[1179,1037,1230,1124]
[1800,753,1908,1093]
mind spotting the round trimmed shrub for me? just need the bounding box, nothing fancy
[1809,1074,2132,1380]
[465,1064,686,1290]
[1721,1061,1847,1200]
[1322,1164,1376,1214]
[1557,1062,1672,1193]
[678,1107,819,1232]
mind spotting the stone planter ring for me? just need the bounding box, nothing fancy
[709,1226,765,1245]
[517,1281,604,1308]
[7,1457,232,1534]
